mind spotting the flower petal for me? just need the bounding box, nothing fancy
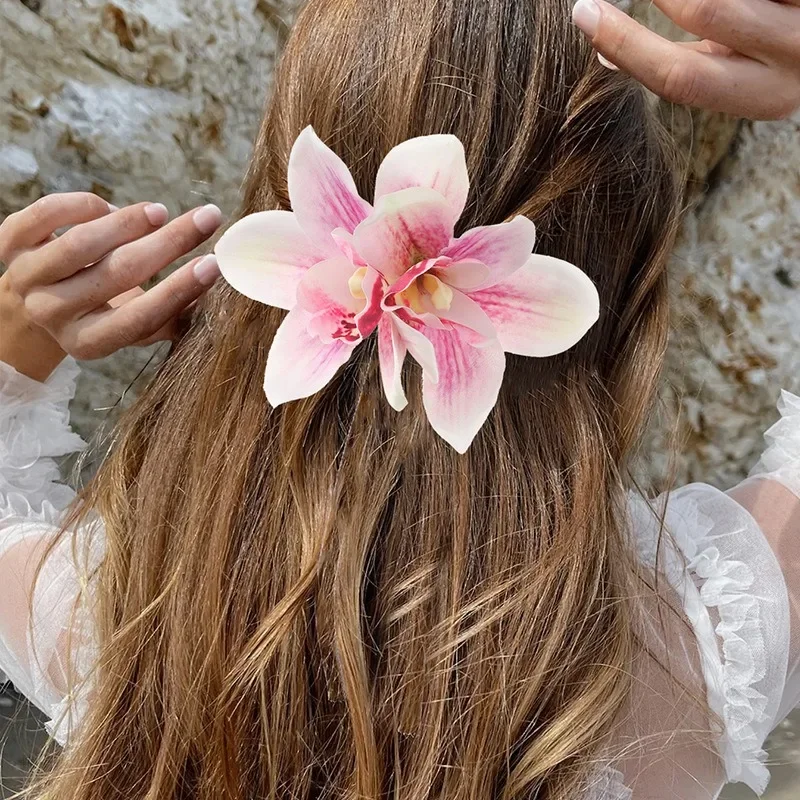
[393,314,439,382]
[355,267,385,337]
[215,211,327,310]
[436,259,490,291]
[331,228,368,266]
[468,255,599,357]
[378,316,408,411]
[264,307,358,406]
[288,126,373,254]
[352,188,456,281]
[440,289,498,342]
[296,256,363,316]
[422,327,505,453]
[374,134,470,219]
[442,216,536,288]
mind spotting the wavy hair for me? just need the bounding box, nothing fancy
[35,0,684,798]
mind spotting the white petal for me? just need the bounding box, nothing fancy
[393,314,439,383]
[288,126,372,254]
[374,134,469,219]
[215,211,327,309]
[264,307,357,405]
[468,255,599,357]
[378,316,408,411]
[422,327,505,453]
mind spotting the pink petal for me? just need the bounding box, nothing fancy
[385,258,438,296]
[436,259,490,291]
[215,211,328,310]
[374,134,470,219]
[393,314,439,382]
[264,307,357,406]
[296,257,362,316]
[421,326,505,453]
[355,267,385,337]
[331,228,368,266]
[442,216,536,288]
[440,289,498,342]
[296,258,384,343]
[352,188,456,282]
[288,127,373,255]
[468,255,599,357]
[378,316,408,411]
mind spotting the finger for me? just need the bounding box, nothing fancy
[0,193,112,263]
[12,202,171,292]
[108,281,198,345]
[651,0,800,64]
[596,39,734,71]
[573,0,799,119]
[65,255,220,360]
[50,205,223,317]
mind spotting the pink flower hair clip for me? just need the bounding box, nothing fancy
[215,127,599,452]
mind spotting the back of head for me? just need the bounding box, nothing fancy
[44,1,681,798]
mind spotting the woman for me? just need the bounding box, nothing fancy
[0,0,798,798]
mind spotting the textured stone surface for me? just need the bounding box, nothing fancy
[645,111,800,493]
[1,0,799,795]
[0,0,296,216]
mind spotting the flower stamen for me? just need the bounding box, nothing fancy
[422,274,453,311]
[348,267,369,299]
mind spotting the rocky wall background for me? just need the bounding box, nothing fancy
[0,0,798,797]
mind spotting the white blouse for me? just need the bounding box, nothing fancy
[0,357,798,799]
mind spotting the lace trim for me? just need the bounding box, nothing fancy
[748,390,800,497]
[628,490,771,794]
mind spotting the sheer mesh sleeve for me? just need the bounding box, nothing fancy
[0,357,99,744]
[605,483,793,799]
[727,390,800,725]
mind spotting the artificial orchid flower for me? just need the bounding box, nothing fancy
[215,126,599,453]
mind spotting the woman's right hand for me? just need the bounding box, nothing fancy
[0,193,223,381]
[572,0,800,120]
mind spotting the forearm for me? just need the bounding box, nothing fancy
[0,273,66,382]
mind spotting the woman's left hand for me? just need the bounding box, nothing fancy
[572,0,800,120]
[0,192,223,382]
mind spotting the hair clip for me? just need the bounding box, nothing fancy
[215,126,599,452]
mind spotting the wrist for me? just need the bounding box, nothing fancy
[0,274,67,382]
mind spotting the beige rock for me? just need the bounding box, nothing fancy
[0,0,297,216]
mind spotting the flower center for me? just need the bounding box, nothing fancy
[395,274,453,313]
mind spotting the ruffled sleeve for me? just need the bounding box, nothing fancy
[628,482,791,796]
[729,390,800,727]
[0,357,99,745]
[747,390,800,495]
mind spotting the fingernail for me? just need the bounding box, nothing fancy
[572,0,601,37]
[194,254,220,286]
[107,202,120,212]
[144,203,169,226]
[597,52,619,71]
[193,204,223,235]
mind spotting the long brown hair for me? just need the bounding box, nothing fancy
[36,0,684,797]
